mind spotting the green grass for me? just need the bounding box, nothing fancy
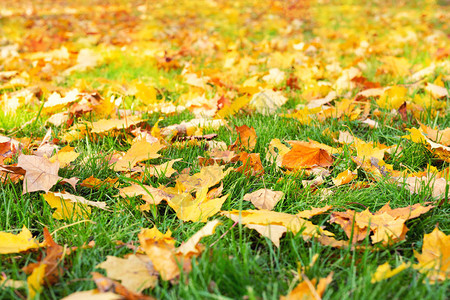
[1,0,450,299]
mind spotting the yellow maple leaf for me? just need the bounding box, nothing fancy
[114,140,165,171]
[414,227,450,283]
[43,192,107,220]
[167,188,228,222]
[90,116,143,134]
[27,263,46,299]
[0,226,40,254]
[376,86,407,110]
[49,145,79,168]
[332,169,357,186]
[371,262,410,283]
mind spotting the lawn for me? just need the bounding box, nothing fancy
[0,0,449,299]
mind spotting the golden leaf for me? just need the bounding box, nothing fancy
[114,140,165,171]
[0,226,40,254]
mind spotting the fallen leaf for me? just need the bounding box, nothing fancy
[266,138,291,167]
[96,255,157,293]
[119,184,172,207]
[235,152,264,176]
[230,125,257,151]
[49,145,79,168]
[249,89,287,114]
[81,176,119,189]
[43,191,107,220]
[167,188,229,222]
[114,140,165,171]
[243,189,284,210]
[282,144,333,169]
[245,224,287,248]
[61,290,123,300]
[175,165,232,192]
[0,226,40,254]
[414,227,450,283]
[90,116,143,134]
[281,272,333,300]
[27,263,46,299]
[17,154,61,194]
[176,220,221,256]
[371,262,410,283]
[92,272,154,300]
[332,169,357,186]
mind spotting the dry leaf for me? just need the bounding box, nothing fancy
[0,226,40,254]
[17,154,61,194]
[282,144,333,169]
[414,227,450,283]
[61,290,123,300]
[43,191,107,220]
[243,189,284,210]
[96,255,157,292]
[332,169,357,186]
[371,262,410,283]
[281,273,333,300]
[92,272,154,300]
[176,220,221,256]
[27,264,46,299]
[230,125,257,151]
[114,140,165,171]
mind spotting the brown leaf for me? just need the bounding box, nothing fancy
[96,255,157,293]
[17,154,62,194]
[92,272,154,300]
[243,189,284,210]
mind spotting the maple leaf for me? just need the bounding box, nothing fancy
[17,154,62,194]
[266,138,291,167]
[138,221,220,281]
[296,205,333,219]
[81,176,119,189]
[235,152,264,177]
[249,88,287,114]
[332,169,357,186]
[243,188,284,210]
[175,165,232,192]
[413,227,450,283]
[282,144,333,169]
[221,209,334,247]
[230,125,257,151]
[371,262,410,283]
[90,116,144,134]
[119,183,172,210]
[96,255,157,293]
[22,228,65,286]
[49,145,79,168]
[114,140,165,171]
[281,273,333,300]
[91,272,154,300]
[425,82,449,99]
[330,203,434,245]
[133,158,181,177]
[167,188,228,222]
[27,263,46,299]
[176,219,221,256]
[0,226,40,254]
[61,290,122,300]
[43,192,107,220]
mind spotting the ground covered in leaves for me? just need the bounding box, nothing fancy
[1,0,450,299]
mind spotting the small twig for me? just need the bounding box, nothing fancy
[50,220,96,235]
